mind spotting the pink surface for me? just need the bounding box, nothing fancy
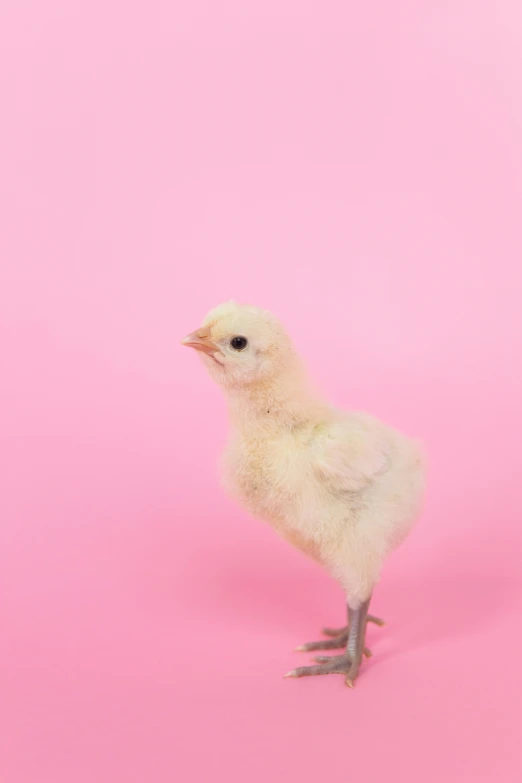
[1,2,522,781]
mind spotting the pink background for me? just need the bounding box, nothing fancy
[1,2,522,781]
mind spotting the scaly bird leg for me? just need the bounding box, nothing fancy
[285,598,378,687]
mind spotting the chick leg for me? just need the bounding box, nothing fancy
[285,598,372,687]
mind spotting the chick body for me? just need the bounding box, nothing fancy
[223,405,424,607]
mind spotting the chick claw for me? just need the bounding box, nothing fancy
[284,653,361,687]
[294,614,384,654]
[295,635,372,658]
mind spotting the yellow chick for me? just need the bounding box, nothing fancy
[182,301,425,687]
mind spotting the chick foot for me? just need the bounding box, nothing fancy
[285,652,361,687]
[294,614,384,655]
[286,598,378,687]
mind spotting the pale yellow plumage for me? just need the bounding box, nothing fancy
[183,301,426,685]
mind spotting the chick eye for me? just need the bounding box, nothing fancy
[230,336,248,351]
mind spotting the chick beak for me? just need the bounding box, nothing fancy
[181,329,221,358]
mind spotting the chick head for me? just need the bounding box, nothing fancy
[182,301,295,388]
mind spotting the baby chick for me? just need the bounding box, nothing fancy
[182,302,425,687]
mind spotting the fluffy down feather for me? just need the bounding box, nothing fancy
[184,301,425,611]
